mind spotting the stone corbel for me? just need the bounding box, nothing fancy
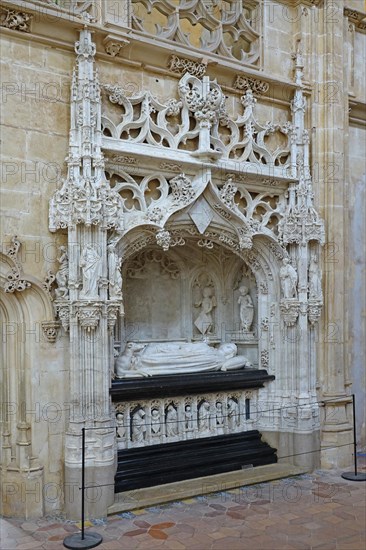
[0,8,32,32]
[234,75,269,95]
[168,55,208,78]
[41,321,61,343]
[280,300,300,327]
[107,303,123,334]
[75,302,102,331]
[54,302,71,332]
[103,34,129,57]
[308,301,322,326]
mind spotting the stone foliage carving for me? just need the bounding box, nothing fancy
[132,0,260,65]
[171,174,195,206]
[234,75,269,95]
[76,302,102,331]
[168,55,207,78]
[115,389,255,449]
[280,301,300,327]
[0,9,32,32]
[4,236,31,293]
[41,321,60,343]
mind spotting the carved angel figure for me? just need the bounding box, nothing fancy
[107,243,122,299]
[55,246,69,299]
[238,286,254,331]
[280,257,298,299]
[194,286,216,335]
[80,244,101,298]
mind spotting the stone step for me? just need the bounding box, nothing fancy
[108,462,308,515]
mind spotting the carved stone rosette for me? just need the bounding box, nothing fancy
[280,300,300,327]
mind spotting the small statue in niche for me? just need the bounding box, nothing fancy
[116,412,126,441]
[55,246,69,299]
[184,404,194,432]
[228,398,239,430]
[198,401,210,432]
[216,402,224,428]
[80,244,101,298]
[308,255,322,300]
[280,257,298,299]
[166,404,178,437]
[194,286,216,335]
[131,408,146,443]
[238,286,254,331]
[108,242,122,300]
[151,408,161,437]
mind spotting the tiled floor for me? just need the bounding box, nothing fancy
[1,468,365,549]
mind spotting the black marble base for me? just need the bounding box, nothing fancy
[115,430,277,493]
[111,369,275,402]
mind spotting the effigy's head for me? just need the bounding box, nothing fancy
[218,343,237,359]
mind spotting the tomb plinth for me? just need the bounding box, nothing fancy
[111,369,275,401]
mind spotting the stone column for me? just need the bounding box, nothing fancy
[311,0,352,467]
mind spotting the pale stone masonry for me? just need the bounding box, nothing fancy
[0,0,365,520]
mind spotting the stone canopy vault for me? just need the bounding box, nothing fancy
[46,28,325,518]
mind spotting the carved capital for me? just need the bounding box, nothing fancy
[42,321,61,343]
[75,302,102,331]
[103,35,129,57]
[280,300,300,327]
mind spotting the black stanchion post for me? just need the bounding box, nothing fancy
[341,394,366,482]
[63,428,103,549]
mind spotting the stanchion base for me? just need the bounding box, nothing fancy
[63,531,103,549]
[341,472,366,482]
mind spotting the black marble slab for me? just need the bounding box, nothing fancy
[115,430,277,492]
[111,369,275,402]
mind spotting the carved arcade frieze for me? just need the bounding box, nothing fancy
[115,390,255,449]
